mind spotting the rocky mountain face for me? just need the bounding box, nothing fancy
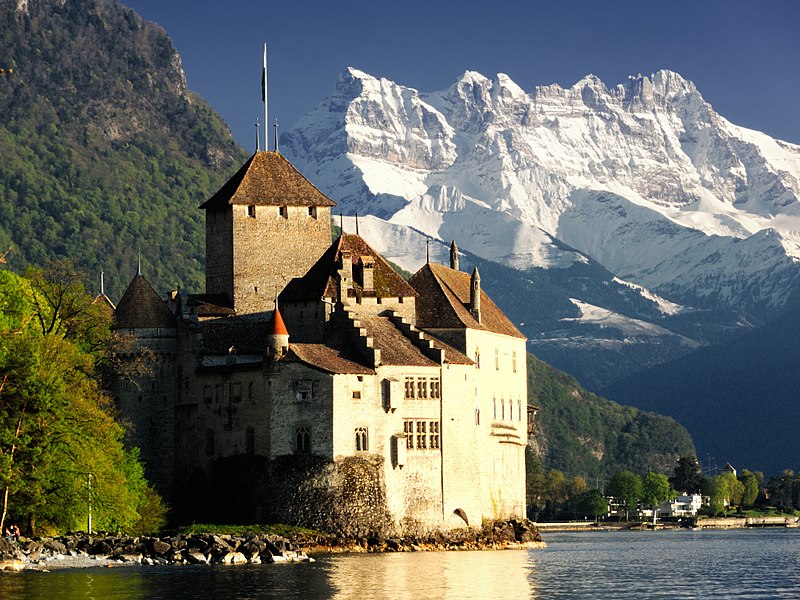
[284,68,800,388]
[0,0,246,295]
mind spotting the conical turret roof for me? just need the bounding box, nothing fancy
[114,274,176,329]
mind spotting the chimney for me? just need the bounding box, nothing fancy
[361,258,374,292]
[450,240,459,271]
[470,266,481,323]
[338,250,353,305]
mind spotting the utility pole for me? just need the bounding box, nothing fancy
[87,472,93,535]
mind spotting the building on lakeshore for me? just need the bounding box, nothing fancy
[112,150,530,533]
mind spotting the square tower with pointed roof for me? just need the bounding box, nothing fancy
[200,151,336,316]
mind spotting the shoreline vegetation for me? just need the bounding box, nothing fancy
[0,519,544,572]
[535,515,800,532]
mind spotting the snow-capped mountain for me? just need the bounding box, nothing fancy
[284,68,800,387]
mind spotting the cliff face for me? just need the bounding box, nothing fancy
[0,0,247,295]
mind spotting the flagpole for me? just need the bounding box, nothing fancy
[263,43,268,152]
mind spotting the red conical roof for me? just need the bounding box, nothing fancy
[268,305,289,336]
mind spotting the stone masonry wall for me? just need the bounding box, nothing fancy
[232,204,332,314]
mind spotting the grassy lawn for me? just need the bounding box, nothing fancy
[174,523,327,538]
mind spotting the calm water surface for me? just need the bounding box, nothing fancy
[1,528,799,599]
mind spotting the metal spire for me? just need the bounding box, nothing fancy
[100,271,105,295]
[137,248,142,276]
[340,212,344,235]
[273,118,279,153]
[426,240,430,264]
[262,43,268,152]
[355,211,359,236]
[255,118,260,151]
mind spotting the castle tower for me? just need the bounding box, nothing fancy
[200,151,336,316]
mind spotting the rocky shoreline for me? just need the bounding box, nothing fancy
[0,519,543,571]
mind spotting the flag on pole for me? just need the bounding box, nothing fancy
[261,44,267,101]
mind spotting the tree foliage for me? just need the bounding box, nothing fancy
[0,0,247,298]
[577,489,609,521]
[607,470,643,521]
[527,354,695,481]
[670,455,705,494]
[0,265,165,534]
[641,472,673,510]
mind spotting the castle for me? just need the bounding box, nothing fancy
[112,150,531,533]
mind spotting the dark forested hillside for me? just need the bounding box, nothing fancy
[528,353,695,479]
[602,301,800,475]
[0,0,247,298]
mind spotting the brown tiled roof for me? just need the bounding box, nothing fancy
[359,316,440,367]
[199,151,335,209]
[114,275,176,329]
[409,263,525,339]
[281,234,418,302]
[286,343,374,375]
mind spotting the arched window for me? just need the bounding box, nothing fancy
[501,398,505,420]
[355,427,368,452]
[493,397,497,419]
[295,426,310,454]
[510,400,513,421]
[518,399,522,421]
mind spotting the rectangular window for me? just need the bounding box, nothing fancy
[308,206,317,219]
[416,421,427,449]
[248,382,255,404]
[417,379,427,399]
[203,385,212,404]
[214,384,223,404]
[294,380,312,402]
[429,421,440,449]
[495,348,499,371]
[512,351,517,373]
[404,377,415,399]
[404,420,414,449]
[352,390,361,400]
[430,378,441,399]
[247,205,256,218]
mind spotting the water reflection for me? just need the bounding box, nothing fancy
[323,550,533,599]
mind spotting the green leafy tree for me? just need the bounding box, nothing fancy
[577,489,609,522]
[641,472,673,524]
[0,266,165,534]
[608,470,643,521]
[544,470,568,517]
[670,455,704,494]
[703,476,727,515]
[738,470,759,508]
[719,472,745,509]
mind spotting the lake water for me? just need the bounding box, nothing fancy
[2,528,799,599]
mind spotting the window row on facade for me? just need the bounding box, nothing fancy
[493,397,524,422]
[403,376,441,400]
[403,419,440,450]
[246,205,318,219]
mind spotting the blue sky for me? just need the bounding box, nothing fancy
[122,0,800,149]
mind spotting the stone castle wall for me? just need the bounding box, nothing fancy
[231,204,332,314]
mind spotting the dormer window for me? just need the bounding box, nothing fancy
[247,205,256,218]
